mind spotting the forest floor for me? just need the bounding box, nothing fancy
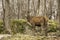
[0,34,11,39]
[0,34,60,40]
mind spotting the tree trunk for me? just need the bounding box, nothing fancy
[2,0,12,34]
[58,0,60,24]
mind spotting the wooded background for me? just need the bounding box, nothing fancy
[1,0,60,21]
[0,0,60,35]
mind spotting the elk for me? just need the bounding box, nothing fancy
[26,16,49,36]
[27,16,48,27]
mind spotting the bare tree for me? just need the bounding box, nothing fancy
[37,0,40,16]
[57,0,60,24]
[2,0,12,34]
[17,0,20,19]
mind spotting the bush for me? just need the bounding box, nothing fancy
[48,20,58,32]
[0,19,32,34]
[0,20,8,34]
[0,20,10,34]
[0,20,4,33]
[10,19,31,34]
[0,19,59,35]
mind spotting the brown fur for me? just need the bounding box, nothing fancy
[27,16,48,27]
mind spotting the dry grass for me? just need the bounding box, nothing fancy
[0,33,60,40]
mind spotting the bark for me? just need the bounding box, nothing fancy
[2,0,12,34]
[37,0,40,16]
[17,0,20,19]
[57,0,60,24]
